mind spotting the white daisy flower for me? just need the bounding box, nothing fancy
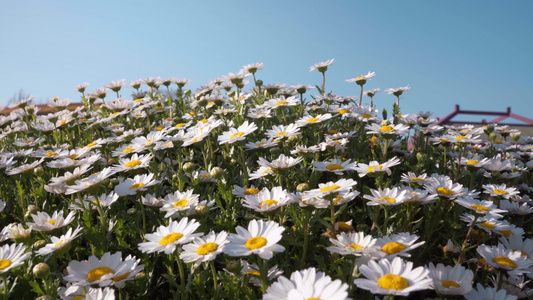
[307,178,358,198]
[312,158,357,175]
[245,138,280,150]
[455,196,507,217]
[237,260,283,287]
[424,175,465,199]
[0,243,32,274]
[326,231,383,257]
[482,184,520,199]
[112,153,153,173]
[309,59,335,72]
[242,186,292,213]
[63,252,143,288]
[465,283,518,300]
[224,219,285,260]
[36,226,83,256]
[427,263,474,295]
[114,173,159,196]
[217,121,258,145]
[138,217,202,254]
[180,231,229,269]
[365,123,409,135]
[71,192,120,211]
[477,243,533,278]
[400,172,427,185]
[232,185,261,198]
[160,190,200,218]
[500,200,533,215]
[65,167,116,195]
[264,267,349,300]
[265,123,300,139]
[295,113,333,127]
[375,233,425,259]
[27,210,76,233]
[141,193,165,208]
[354,256,432,296]
[354,157,401,177]
[363,187,409,206]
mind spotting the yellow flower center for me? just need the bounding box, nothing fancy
[346,244,363,251]
[361,113,372,119]
[156,125,165,131]
[379,197,396,203]
[366,165,383,172]
[492,256,517,269]
[173,199,188,207]
[87,266,115,282]
[243,271,260,276]
[155,107,165,111]
[0,259,12,270]
[259,199,278,208]
[493,189,507,195]
[196,242,219,255]
[231,132,245,139]
[276,131,288,136]
[45,220,56,225]
[514,249,530,258]
[495,140,503,144]
[442,280,461,289]
[125,160,142,168]
[377,274,409,290]
[276,100,288,105]
[355,76,365,80]
[86,142,98,148]
[338,109,350,114]
[45,152,58,157]
[455,136,467,141]
[123,146,135,153]
[326,164,343,170]
[479,222,495,229]
[200,174,211,178]
[381,242,407,255]
[500,230,513,238]
[306,117,319,123]
[437,187,453,196]
[466,160,478,165]
[130,183,145,189]
[410,177,424,182]
[69,154,79,159]
[159,233,184,245]
[470,204,489,212]
[245,237,267,250]
[55,240,64,247]
[24,141,32,145]
[244,188,259,195]
[320,185,340,192]
[175,123,186,128]
[113,272,130,282]
[111,112,119,116]
[379,125,394,132]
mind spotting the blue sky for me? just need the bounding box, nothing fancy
[1,0,532,121]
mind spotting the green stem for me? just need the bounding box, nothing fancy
[176,251,187,299]
[300,209,310,268]
[256,257,269,294]
[210,261,219,300]
[457,214,479,264]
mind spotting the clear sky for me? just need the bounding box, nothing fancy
[1,0,532,121]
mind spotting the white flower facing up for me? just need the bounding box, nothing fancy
[264,267,350,300]
[354,157,401,177]
[454,196,507,217]
[376,233,425,259]
[477,243,533,278]
[160,189,200,218]
[217,121,258,145]
[307,178,358,198]
[0,243,32,274]
[482,184,520,199]
[427,263,474,296]
[363,187,409,206]
[36,226,83,256]
[27,210,76,233]
[180,231,229,269]
[225,219,285,260]
[295,113,333,127]
[312,158,357,175]
[114,173,160,196]
[309,59,335,72]
[465,283,518,300]
[71,192,120,211]
[242,186,293,213]
[265,123,300,140]
[365,123,409,136]
[424,175,465,199]
[354,256,432,296]
[112,153,153,173]
[138,217,202,254]
[63,252,144,288]
[326,232,383,258]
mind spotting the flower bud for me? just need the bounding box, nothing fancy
[135,272,146,281]
[183,162,196,173]
[34,166,44,177]
[127,208,137,215]
[195,203,210,216]
[269,147,282,157]
[36,296,53,300]
[227,91,236,98]
[210,167,224,180]
[511,132,521,142]
[255,79,263,87]
[33,262,50,279]
[296,183,309,193]
[225,260,242,274]
[26,205,39,216]
[33,239,47,250]
[416,152,427,163]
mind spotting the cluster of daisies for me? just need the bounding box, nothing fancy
[0,59,532,299]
